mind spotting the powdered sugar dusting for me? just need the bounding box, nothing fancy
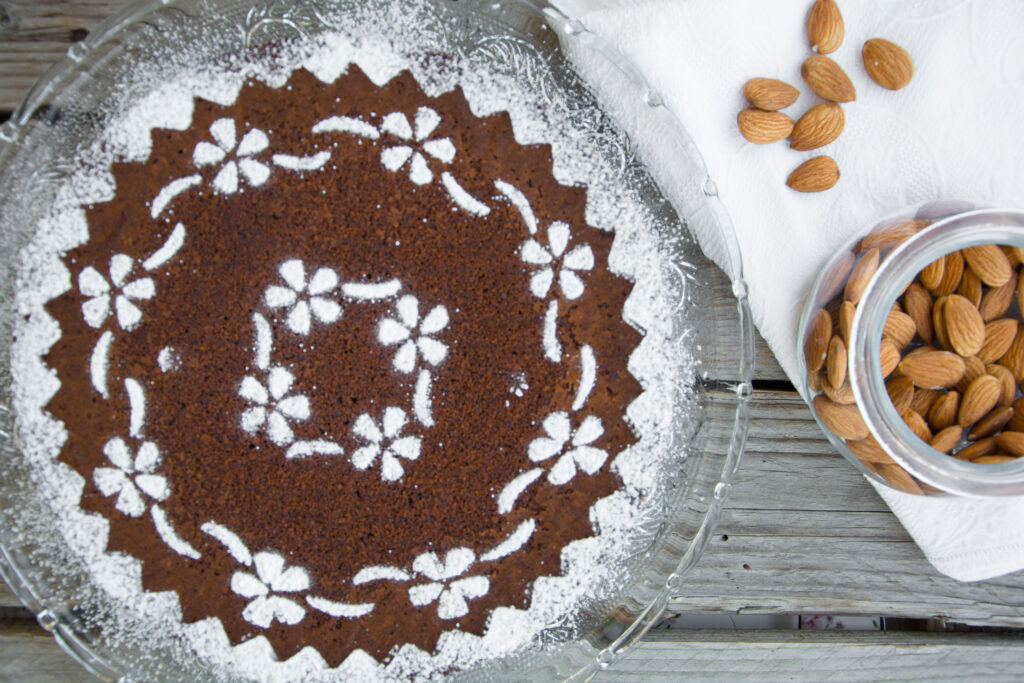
[152,506,201,560]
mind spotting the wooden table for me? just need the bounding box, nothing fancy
[2,2,1023,679]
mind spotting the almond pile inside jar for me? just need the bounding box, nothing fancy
[806,219,1024,493]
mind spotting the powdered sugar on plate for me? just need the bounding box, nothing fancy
[8,2,697,680]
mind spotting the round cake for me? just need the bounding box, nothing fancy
[10,16,683,680]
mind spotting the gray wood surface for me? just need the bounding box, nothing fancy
[594,630,1024,682]
[2,0,1024,679]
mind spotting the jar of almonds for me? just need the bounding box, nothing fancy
[799,202,1024,496]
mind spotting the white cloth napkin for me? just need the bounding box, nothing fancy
[554,0,1024,581]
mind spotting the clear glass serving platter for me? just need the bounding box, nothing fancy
[0,0,753,679]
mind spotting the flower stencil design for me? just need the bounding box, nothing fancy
[407,548,489,620]
[379,107,457,185]
[239,366,310,446]
[78,254,155,331]
[231,551,310,628]
[528,412,608,485]
[193,118,271,194]
[93,437,169,517]
[376,295,449,374]
[520,222,594,300]
[351,407,422,482]
[263,259,342,335]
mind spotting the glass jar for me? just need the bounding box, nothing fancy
[798,201,1024,496]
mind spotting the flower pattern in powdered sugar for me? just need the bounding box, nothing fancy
[351,407,422,482]
[377,295,449,375]
[78,254,155,331]
[528,412,608,485]
[407,548,489,620]
[520,222,594,300]
[379,107,457,186]
[239,366,310,446]
[263,259,342,335]
[92,437,169,517]
[192,118,271,194]
[231,551,311,628]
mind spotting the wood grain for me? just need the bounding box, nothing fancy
[595,630,1024,681]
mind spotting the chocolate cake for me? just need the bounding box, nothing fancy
[33,57,646,668]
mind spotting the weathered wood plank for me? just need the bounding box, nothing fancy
[2,620,1022,681]
[0,619,95,682]
[596,630,1024,681]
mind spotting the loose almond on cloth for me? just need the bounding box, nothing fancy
[806,0,843,54]
[743,77,800,111]
[801,55,856,102]
[737,108,794,143]
[862,38,914,90]
[786,155,839,192]
[790,102,844,151]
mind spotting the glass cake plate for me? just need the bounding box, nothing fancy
[0,0,753,680]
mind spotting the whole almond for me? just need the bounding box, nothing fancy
[985,363,1016,407]
[899,350,965,389]
[1009,397,1024,433]
[879,339,901,378]
[977,318,1018,364]
[972,455,1018,464]
[839,300,856,346]
[958,374,1001,427]
[883,309,916,349]
[862,38,914,90]
[994,431,1024,457]
[801,55,856,102]
[932,295,951,349]
[903,283,933,344]
[737,108,794,144]
[814,394,869,440]
[875,463,923,495]
[929,425,962,454]
[908,387,941,416]
[791,102,844,151]
[743,78,800,111]
[957,268,983,308]
[822,378,856,405]
[943,294,985,357]
[955,355,986,394]
[998,326,1024,382]
[804,308,832,372]
[1005,245,1024,266]
[1017,269,1024,317]
[919,255,945,291]
[955,437,997,460]
[967,405,1014,441]
[931,250,964,297]
[927,390,960,431]
[858,219,927,253]
[787,155,840,192]
[807,0,844,53]
[844,247,879,304]
[980,276,1016,322]
[827,334,847,389]
[886,376,915,415]
[847,435,894,466]
[902,409,932,443]
[807,368,824,393]
[962,244,1013,287]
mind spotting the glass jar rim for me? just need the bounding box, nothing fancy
[849,207,1024,496]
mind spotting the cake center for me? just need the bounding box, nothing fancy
[238,260,449,476]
